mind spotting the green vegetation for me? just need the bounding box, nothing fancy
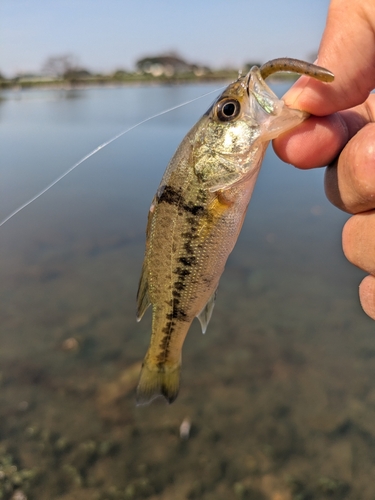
[0,52,298,89]
[0,68,242,89]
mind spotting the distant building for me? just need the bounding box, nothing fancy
[136,53,208,77]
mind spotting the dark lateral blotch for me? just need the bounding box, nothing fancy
[158,185,184,206]
[183,203,205,216]
[174,281,185,290]
[174,267,190,277]
[179,256,196,267]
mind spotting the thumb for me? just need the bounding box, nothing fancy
[284,0,375,115]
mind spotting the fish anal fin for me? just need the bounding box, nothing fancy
[197,289,217,334]
[136,261,151,322]
[136,359,180,405]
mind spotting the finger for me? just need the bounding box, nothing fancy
[273,96,375,169]
[359,275,375,321]
[325,123,375,213]
[283,0,375,115]
[273,113,348,169]
[342,212,375,274]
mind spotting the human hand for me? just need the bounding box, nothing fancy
[273,0,375,320]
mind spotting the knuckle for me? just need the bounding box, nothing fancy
[351,127,375,201]
[359,275,375,321]
[342,211,375,274]
[342,216,358,264]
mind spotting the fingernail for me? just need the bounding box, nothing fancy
[282,76,310,108]
[283,58,319,108]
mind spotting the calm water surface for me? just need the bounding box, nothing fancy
[0,84,374,499]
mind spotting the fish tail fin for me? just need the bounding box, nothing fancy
[136,358,180,405]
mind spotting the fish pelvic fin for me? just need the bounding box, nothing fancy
[136,359,180,405]
[197,288,217,334]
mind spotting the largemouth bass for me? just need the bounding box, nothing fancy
[136,58,334,405]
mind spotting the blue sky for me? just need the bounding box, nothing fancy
[1,0,330,77]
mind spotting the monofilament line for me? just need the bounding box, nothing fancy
[0,86,225,228]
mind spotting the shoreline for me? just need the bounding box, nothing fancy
[0,73,298,92]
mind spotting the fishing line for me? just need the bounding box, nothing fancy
[0,85,225,228]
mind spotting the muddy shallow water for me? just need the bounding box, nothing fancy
[1,84,375,500]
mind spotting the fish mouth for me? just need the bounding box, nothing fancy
[245,71,252,96]
[245,66,279,116]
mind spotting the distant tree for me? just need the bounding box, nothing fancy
[41,54,92,84]
[243,61,263,72]
[112,69,130,80]
[41,54,80,78]
[63,68,91,81]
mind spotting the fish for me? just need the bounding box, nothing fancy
[136,58,334,405]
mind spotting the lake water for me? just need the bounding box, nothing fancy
[1,83,374,500]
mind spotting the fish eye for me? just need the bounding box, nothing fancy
[216,98,241,122]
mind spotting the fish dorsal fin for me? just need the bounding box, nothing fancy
[136,260,151,322]
[197,289,217,334]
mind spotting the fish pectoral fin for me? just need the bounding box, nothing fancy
[136,261,151,322]
[136,359,180,405]
[197,288,217,334]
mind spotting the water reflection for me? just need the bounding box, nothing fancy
[0,87,86,102]
[0,84,374,499]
